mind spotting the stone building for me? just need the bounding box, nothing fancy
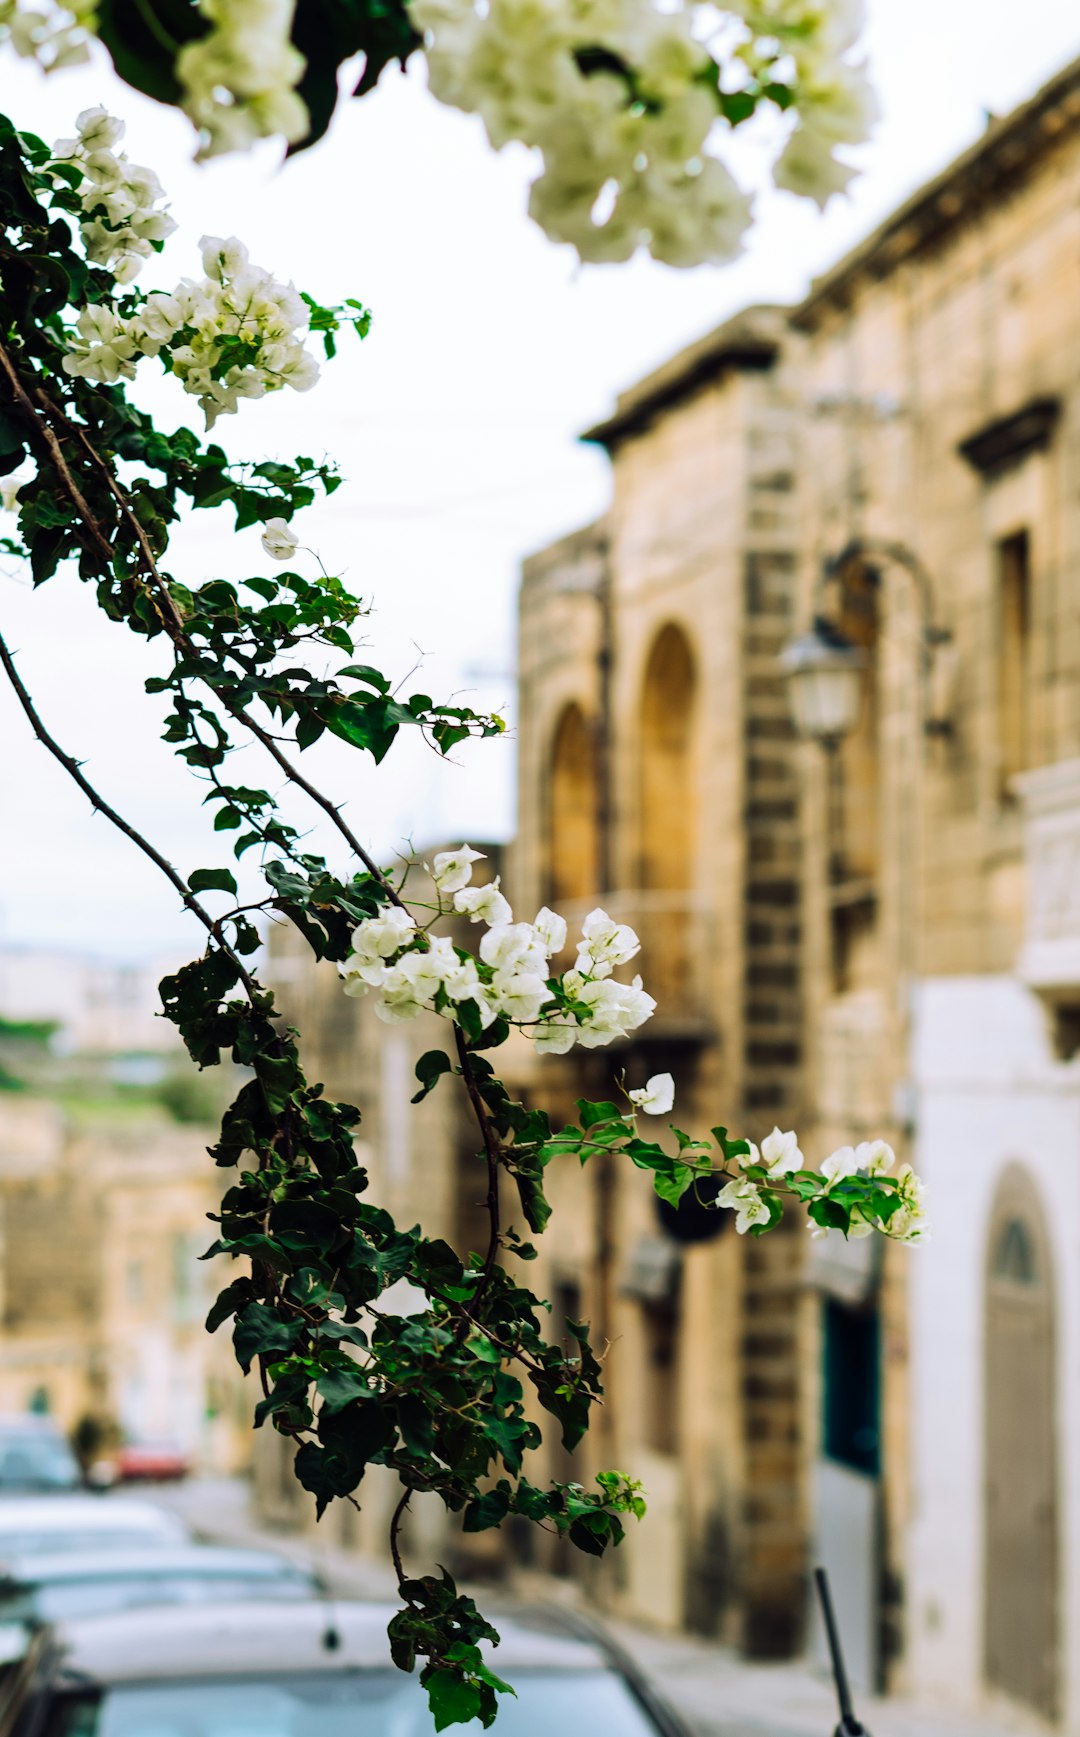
[511,306,814,1652]
[790,50,1080,1730]
[0,1093,250,1472]
[515,44,1080,1728]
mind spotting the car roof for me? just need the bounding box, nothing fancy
[0,1498,187,1538]
[0,1417,67,1436]
[57,1600,611,1684]
[1,1545,314,1586]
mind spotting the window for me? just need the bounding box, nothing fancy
[992,1215,1037,1285]
[998,529,1032,795]
[547,702,599,908]
[822,1298,880,1476]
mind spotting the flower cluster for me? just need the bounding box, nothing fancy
[407,0,873,264]
[63,233,320,426]
[0,0,94,70]
[411,0,753,266]
[340,846,655,1052]
[717,1128,930,1242]
[177,0,309,160]
[52,107,177,285]
[731,0,877,206]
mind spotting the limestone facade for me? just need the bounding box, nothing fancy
[511,306,813,1653]
[516,46,1080,1724]
[791,52,1080,1729]
[0,1095,250,1472]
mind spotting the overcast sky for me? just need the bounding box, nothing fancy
[2,0,1079,963]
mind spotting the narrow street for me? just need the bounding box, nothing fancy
[154,1479,1038,1737]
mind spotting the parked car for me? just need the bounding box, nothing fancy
[112,1439,190,1483]
[0,1544,324,1626]
[0,1420,80,1495]
[0,1496,189,1563]
[0,1599,694,1736]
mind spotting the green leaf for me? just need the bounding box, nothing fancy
[426,1672,482,1731]
[189,866,238,896]
[412,1049,453,1104]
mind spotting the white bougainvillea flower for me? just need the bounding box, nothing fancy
[819,1144,860,1189]
[854,1138,895,1175]
[177,0,309,160]
[577,908,640,976]
[432,844,485,893]
[454,878,513,927]
[0,472,28,512]
[760,1126,803,1176]
[629,1073,675,1115]
[260,518,299,560]
[532,906,567,955]
[479,922,547,977]
[716,1176,771,1234]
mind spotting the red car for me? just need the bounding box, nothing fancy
[113,1442,189,1483]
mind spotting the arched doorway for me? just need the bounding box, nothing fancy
[639,624,697,1006]
[547,701,600,909]
[983,1164,1058,1721]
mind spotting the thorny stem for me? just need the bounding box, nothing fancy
[453,1025,503,1341]
[389,1488,412,1585]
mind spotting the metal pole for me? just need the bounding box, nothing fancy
[814,1566,872,1736]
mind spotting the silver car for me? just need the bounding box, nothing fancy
[0,1598,694,1736]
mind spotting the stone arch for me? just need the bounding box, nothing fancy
[983,1162,1059,1721]
[547,701,600,907]
[638,623,697,1002]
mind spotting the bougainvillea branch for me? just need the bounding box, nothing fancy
[0,90,921,1730]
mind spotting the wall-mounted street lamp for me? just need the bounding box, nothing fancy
[781,537,954,893]
[780,616,865,749]
[782,536,954,749]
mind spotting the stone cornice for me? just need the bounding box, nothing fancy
[958,397,1062,478]
[580,305,787,451]
[792,54,1080,333]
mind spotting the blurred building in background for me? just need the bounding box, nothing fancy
[511,305,811,1656]
[0,945,180,1055]
[790,50,1080,1730]
[515,46,1080,1733]
[0,958,250,1475]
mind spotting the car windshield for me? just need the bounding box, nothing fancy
[2,1573,314,1624]
[0,1437,79,1491]
[43,1668,663,1737]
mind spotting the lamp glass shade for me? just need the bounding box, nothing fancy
[780,621,864,745]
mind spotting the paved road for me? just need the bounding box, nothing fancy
[152,1478,1037,1737]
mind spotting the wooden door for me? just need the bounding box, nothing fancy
[983,1165,1058,1721]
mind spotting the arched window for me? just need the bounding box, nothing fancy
[992,1215,1038,1284]
[547,702,599,907]
[984,1165,1058,1721]
[639,624,697,1002]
